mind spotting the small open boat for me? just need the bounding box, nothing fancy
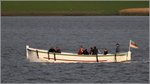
[26,45,131,63]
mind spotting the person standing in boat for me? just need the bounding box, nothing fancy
[78,46,84,55]
[104,48,108,55]
[93,46,98,55]
[116,43,120,53]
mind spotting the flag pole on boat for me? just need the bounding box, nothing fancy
[26,45,29,59]
[128,40,131,51]
[128,40,137,61]
[127,40,131,61]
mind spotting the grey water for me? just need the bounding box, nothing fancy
[1,16,149,83]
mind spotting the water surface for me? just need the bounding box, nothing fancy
[1,16,149,83]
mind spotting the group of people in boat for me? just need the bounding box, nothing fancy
[78,46,108,55]
[48,43,120,55]
[78,43,120,55]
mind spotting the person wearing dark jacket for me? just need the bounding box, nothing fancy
[83,49,89,55]
[104,48,108,55]
[48,47,55,52]
[116,43,120,53]
[93,46,98,55]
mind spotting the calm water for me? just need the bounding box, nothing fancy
[1,16,149,83]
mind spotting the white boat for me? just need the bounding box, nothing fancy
[26,45,131,63]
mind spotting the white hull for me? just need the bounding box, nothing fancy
[26,45,131,63]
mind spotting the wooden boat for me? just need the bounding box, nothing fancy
[26,45,131,63]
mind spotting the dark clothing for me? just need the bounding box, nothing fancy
[83,49,89,55]
[48,48,55,52]
[116,43,120,53]
[104,49,108,55]
[116,47,119,53]
[89,48,94,55]
[93,47,98,55]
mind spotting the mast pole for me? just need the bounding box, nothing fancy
[129,40,131,51]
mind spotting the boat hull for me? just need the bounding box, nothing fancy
[26,45,131,63]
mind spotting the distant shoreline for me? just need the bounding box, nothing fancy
[2,8,149,16]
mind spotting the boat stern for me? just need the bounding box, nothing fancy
[127,51,131,61]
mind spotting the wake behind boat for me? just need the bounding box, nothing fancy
[26,45,132,63]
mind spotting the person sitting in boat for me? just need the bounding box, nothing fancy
[93,46,98,55]
[55,47,61,53]
[83,49,89,55]
[78,46,84,55]
[104,48,108,55]
[89,47,94,55]
[48,47,55,53]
